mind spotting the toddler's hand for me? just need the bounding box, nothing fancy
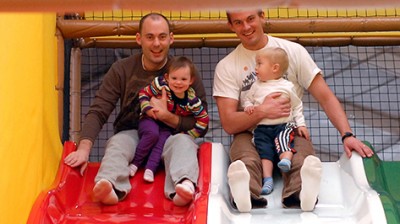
[244,106,254,114]
[296,126,310,141]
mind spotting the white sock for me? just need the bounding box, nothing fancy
[300,155,322,212]
[227,160,251,212]
[129,164,138,177]
[93,179,118,205]
[143,169,154,182]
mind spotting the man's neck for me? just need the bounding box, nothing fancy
[243,35,269,51]
[142,54,167,71]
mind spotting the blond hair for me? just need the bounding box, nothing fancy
[257,47,289,77]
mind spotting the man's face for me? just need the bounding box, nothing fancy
[228,10,266,50]
[137,16,174,70]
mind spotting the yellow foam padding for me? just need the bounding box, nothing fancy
[0,13,62,224]
[84,8,400,20]
[1,0,400,12]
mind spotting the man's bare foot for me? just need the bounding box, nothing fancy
[93,179,118,205]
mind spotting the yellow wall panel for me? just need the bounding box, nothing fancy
[0,13,62,224]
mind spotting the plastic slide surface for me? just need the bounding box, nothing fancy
[363,142,400,224]
[28,141,211,224]
[207,142,388,224]
[28,141,395,224]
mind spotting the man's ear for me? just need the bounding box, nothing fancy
[259,11,266,19]
[228,21,235,32]
[169,32,174,45]
[136,33,142,46]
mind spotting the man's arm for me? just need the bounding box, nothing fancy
[65,63,122,175]
[308,74,374,158]
[157,112,180,128]
[215,92,291,134]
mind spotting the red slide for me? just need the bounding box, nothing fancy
[28,141,212,224]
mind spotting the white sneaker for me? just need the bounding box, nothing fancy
[143,169,154,182]
[300,155,322,212]
[129,164,138,177]
[227,160,251,212]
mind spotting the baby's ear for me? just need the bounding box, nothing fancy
[190,75,196,85]
[273,63,280,71]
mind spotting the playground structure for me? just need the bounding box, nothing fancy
[25,7,400,224]
[27,140,393,223]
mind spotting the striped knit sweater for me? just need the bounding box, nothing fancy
[139,76,209,138]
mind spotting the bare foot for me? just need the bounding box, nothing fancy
[93,179,118,205]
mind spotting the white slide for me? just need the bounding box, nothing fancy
[207,142,387,224]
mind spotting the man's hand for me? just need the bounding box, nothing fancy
[343,137,374,158]
[64,139,91,175]
[255,92,291,119]
[150,87,179,128]
[145,108,158,120]
[150,87,168,120]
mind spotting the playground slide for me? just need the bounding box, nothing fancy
[28,141,390,224]
[27,141,211,224]
[363,142,400,224]
[207,142,388,224]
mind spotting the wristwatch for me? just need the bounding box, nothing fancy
[341,132,355,143]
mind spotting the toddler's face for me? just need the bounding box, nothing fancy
[165,66,192,98]
[255,55,276,82]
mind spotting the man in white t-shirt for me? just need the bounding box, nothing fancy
[213,9,374,212]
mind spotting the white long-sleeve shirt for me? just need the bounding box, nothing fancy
[243,78,306,127]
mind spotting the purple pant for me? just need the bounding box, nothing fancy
[132,117,172,173]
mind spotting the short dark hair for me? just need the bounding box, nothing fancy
[226,9,264,24]
[139,13,171,34]
[166,56,197,79]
